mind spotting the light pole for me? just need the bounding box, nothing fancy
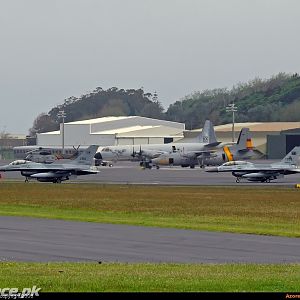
[226,103,237,143]
[57,110,66,155]
[152,91,158,103]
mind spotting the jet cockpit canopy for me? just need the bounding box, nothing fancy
[9,160,28,166]
[222,161,252,167]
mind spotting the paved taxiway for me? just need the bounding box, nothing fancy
[1,216,300,263]
[2,161,300,186]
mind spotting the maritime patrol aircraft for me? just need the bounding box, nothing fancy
[95,120,225,167]
[151,128,263,168]
[0,145,99,183]
[205,146,300,183]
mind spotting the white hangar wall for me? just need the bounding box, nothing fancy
[36,116,185,147]
[89,116,184,132]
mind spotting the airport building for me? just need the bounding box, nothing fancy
[0,134,27,159]
[267,126,300,159]
[36,116,185,147]
[184,122,300,158]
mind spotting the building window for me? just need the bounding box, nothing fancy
[164,138,173,144]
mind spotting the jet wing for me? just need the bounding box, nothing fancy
[67,167,99,175]
[140,150,168,159]
[46,165,100,175]
[180,149,217,158]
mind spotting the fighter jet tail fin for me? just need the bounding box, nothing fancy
[69,145,99,165]
[236,128,253,151]
[198,120,218,144]
[280,147,300,166]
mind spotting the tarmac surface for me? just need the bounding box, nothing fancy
[1,216,300,263]
[1,160,300,186]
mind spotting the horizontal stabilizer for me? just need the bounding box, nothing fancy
[204,142,221,148]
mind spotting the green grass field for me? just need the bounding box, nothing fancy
[0,182,299,237]
[0,262,299,292]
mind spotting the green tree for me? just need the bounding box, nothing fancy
[29,113,59,136]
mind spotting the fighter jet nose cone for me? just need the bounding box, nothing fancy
[205,166,218,172]
[94,152,102,160]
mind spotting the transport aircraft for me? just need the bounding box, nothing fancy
[205,146,300,183]
[0,145,99,183]
[151,128,263,168]
[95,120,228,167]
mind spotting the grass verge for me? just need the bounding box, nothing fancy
[0,183,299,237]
[0,262,299,292]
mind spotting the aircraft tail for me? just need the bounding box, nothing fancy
[236,128,253,151]
[68,145,99,165]
[221,128,254,161]
[280,147,300,166]
[199,120,218,145]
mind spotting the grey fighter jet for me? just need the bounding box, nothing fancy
[0,145,99,183]
[205,146,300,183]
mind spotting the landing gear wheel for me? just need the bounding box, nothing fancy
[156,165,160,169]
[236,178,240,183]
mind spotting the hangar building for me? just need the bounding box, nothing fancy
[267,127,300,159]
[36,116,185,147]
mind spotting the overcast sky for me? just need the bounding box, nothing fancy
[1,0,299,134]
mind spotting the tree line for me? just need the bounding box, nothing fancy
[30,72,300,135]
